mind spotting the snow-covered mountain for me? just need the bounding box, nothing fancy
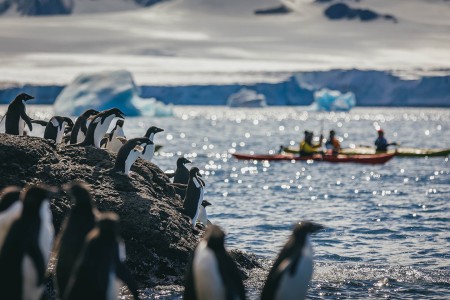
[0,0,164,16]
[0,0,449,106]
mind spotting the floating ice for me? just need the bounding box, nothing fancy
[310,88,356,111]
[53,70,173,117]
[227,88,266,107]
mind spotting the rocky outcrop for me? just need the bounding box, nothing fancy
[0,133,199,287]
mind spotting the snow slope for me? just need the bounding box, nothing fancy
[0,0,449,85]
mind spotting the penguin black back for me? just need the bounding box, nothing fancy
[78,108,125,147]
[174,157,191,184]
[3,93,34,135]
[70,109,99,144]
[184,225,246,300]
[182,167,204,220]
[44,116,73,143]
[112,137,150,174]
[63,212,140,300]
[261,221,324,300]
[55,182,97,298]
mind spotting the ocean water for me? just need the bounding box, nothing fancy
[2,106,450,299]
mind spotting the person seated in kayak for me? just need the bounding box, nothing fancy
[375,129,397,152]
[299,131,323,156]
[325,130,341,155]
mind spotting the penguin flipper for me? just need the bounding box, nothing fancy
[100,137,108,148]
[27,240,46,285]
[116,136,128,145]
[116,260,140,300]
[31,119,48,127]
[21,111,33,131]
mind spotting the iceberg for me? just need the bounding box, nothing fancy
[227,88,267,107]
[310,88,356,111]
[53,70,173,117]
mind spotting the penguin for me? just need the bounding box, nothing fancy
[43,116,74,144]
[100,119,125,153]
[182,167,205,229]
[0,184,55,300]
[76,108,125,148]
[141,126,164,162]
[63,212,140,300]
[0,186,22,250]
[184,225,246,300]
[260,221,325,300]
[112,137,150,176]
[55,182,97,298]
[166,157,192,199]
[198,200,212,227]
[2,93,34,135]
[69,109,99,144]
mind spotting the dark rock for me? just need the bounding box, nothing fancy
[324,2,396,22]
[254,5,291,15]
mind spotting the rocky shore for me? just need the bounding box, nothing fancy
[0,133,264,297]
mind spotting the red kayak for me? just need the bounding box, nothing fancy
[232,152,395,164]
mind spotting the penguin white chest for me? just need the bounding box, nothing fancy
[275,236,314,300]
[22,201,54,300]
[198,206,208,226]
[0,201,22,248]
[124,149,142,175]
[191,178,204,227]
[94,115,116,148]
[141,143,155,162]
[193,241,226,300]
[55,122,66,144]
[19,116,26,136]
[106,270,120,300]
[76,129,85,143]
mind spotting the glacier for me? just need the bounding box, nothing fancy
[53,70,173,117]
[227,88,267,107]
[310,89,356,112]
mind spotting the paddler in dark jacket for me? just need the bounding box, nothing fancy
[325,130,341,155]
[375,129,397,151]
[299,131,323,156]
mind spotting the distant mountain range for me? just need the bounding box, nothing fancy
[0,0,165,16]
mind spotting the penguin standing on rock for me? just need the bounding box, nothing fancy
[63,212,140,300]
[0,184,55,300]
[55,182,97,298]
[141,126,164,162]
[166,157,191,199]
[43,116,74,144]
[75,108,125,148]
[100,119,125,153]
[261,221,324,300]
[198,200,212,227]
[182,167,205,229]
[112,137,150,176]
[184,225,246,300]
[1,93,34,135]
[0,186,22,250]
[69,109,99,144]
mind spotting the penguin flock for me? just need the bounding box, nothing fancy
[1,93,325,300]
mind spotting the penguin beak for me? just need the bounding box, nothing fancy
[197,172,202,177]
[310,223,325,233]
[185,159,192,164]
[156,128,164,133]
[203,200,212,207]
[25,95,35,101]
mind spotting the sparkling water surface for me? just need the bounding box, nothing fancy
[3,106,449,299]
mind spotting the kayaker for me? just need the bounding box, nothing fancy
[325,130,341,155]
[375,129,397,152]
[299,131,323,156]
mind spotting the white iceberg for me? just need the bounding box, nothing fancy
[310,88,356,111]
[53,70,173,117]
[227,88,267,107]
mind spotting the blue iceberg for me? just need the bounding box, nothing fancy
[227,88,267,107]
[53,70,173,117]
[310,88,356,111]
